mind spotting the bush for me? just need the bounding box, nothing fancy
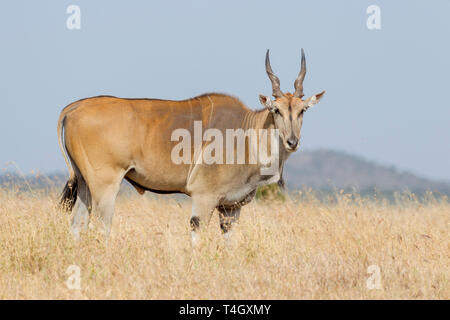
[255,183,286,202]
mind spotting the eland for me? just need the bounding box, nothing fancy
[58,49,325,244]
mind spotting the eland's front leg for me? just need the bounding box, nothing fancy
[190,195,217,247]
[217,206,241,244]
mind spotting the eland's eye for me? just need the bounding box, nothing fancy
[297,110,305,118]
[274,109,282,116]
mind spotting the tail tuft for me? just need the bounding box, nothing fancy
[59,177,78,212]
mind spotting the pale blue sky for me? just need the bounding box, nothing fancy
[0,0,449,181]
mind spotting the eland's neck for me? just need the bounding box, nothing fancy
[244,108,290,177]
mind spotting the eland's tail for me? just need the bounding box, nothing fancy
[57,104,79,212]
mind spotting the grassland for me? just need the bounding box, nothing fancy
[0,188,448,299]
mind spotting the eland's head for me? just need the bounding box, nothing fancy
[259,49,325,152]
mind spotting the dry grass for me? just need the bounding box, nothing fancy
[0,188,448,299]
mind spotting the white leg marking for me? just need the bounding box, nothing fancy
[191,231,199,247]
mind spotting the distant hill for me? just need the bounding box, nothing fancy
[1,149,449,196]
[284,150,450,195]
[0,172,65,192]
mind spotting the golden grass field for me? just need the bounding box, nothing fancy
[0,187,448,299]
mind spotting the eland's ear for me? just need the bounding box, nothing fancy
[259,94,276,113]
[305,90,326,108]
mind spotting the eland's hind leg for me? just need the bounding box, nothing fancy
[88,168,127,238]
[70,174,91,239]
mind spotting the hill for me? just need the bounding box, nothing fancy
[284,150,450,195]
